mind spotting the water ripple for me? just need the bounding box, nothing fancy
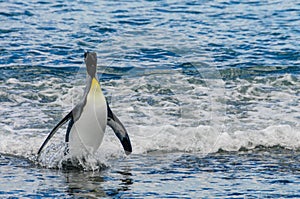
[1,0,300,197]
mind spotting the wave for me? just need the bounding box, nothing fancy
[1,66,300,169]
[1,123,299,170]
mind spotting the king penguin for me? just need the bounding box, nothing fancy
[37,52,132,158]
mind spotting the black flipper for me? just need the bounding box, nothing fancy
[37,111,73,158]
[65,117,74,143]
[106,102,132,155]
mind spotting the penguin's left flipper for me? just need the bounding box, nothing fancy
[37,111,73,158]
[107,102,132,155]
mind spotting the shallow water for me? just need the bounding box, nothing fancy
[1,149,300,198]
[1,0,300,198]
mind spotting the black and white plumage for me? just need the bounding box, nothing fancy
[37,52,132,158]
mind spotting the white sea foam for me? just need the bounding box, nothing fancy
[1,68,300,169]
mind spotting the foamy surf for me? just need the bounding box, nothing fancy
[1,123,299,170]
[1,66,300,170]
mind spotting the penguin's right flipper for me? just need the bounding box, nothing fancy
[106,102,132,155]
[37,111,73,158]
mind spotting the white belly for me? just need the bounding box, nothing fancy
[69,78,107,157]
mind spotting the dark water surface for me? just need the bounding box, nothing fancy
[1,0,300,198]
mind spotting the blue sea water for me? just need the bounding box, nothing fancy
[1,0,300,198]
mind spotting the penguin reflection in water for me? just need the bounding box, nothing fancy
[37,52,132,160]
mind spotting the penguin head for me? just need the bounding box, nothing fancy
[84,52,97,77]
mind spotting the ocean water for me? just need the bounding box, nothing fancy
[1,0,300,198]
